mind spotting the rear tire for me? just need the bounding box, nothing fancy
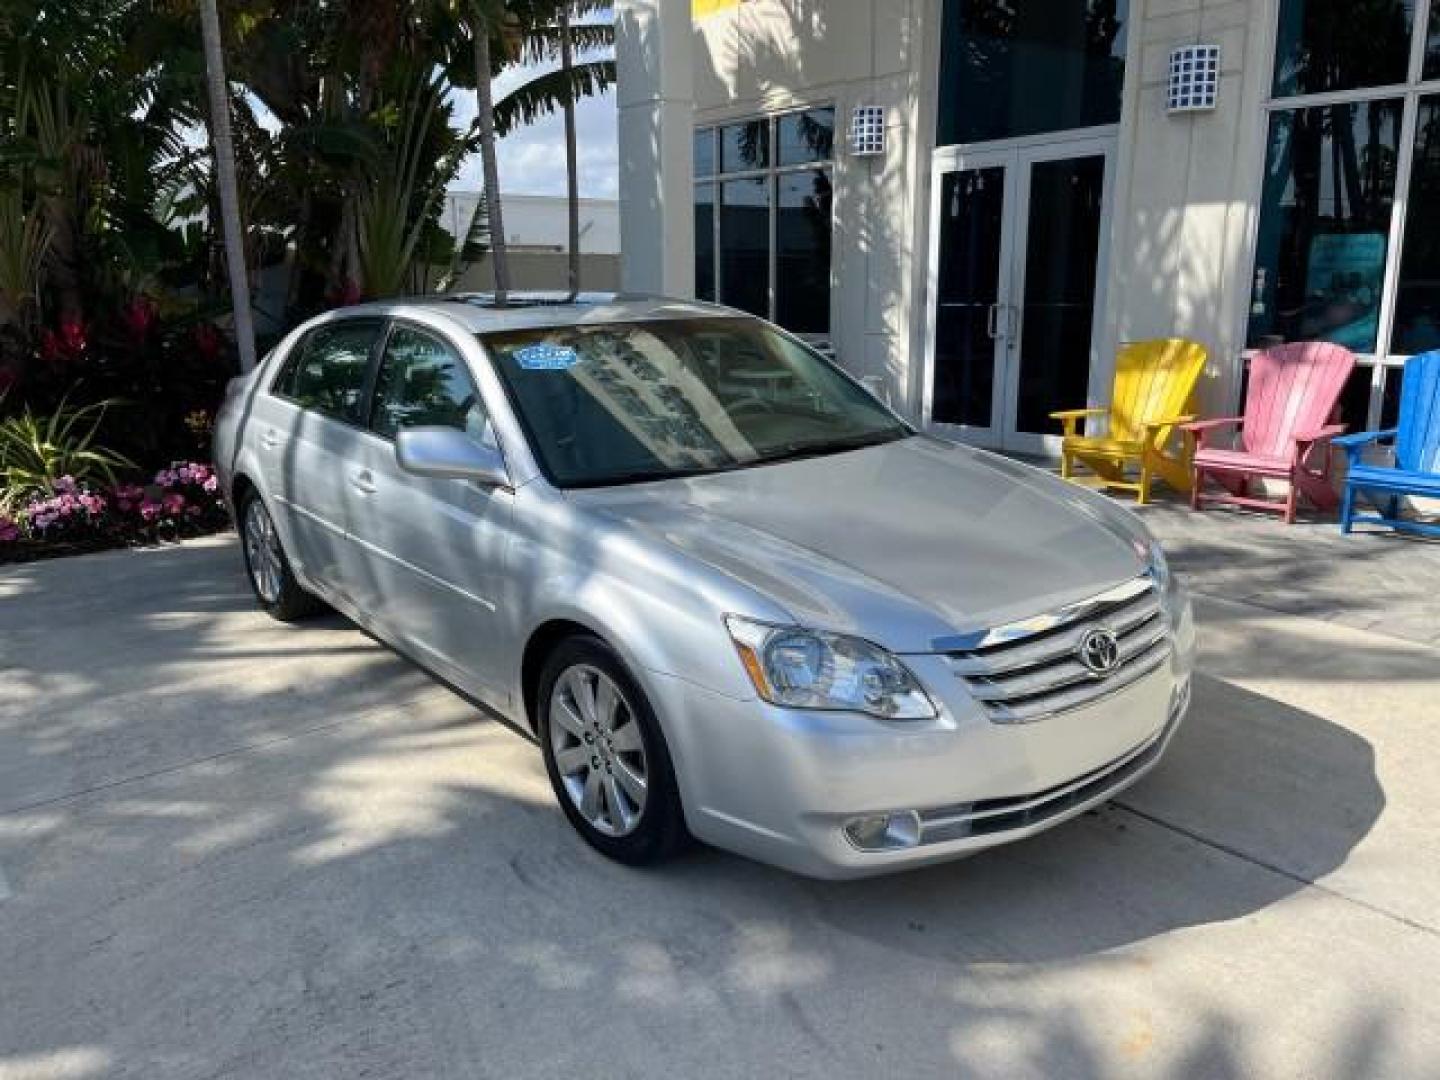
[537,635,689,866]
[238,489,323,623]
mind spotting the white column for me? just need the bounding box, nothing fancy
[615,0,695,296]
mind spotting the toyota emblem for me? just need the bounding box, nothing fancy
[1077,627,1121,676]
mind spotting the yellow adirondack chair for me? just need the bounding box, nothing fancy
[1051,338,1208,504]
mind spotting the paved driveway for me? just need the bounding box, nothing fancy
[2,527,1438,1079]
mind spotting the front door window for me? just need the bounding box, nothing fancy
[1014,154,1106,436]
[932,166,1007,429]
[928,142,1112,452]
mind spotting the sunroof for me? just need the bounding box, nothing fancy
[446,292,611,309]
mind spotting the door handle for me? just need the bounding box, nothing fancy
[986,303,1000,340]
[349,470,377,495]
[260,429,282,450]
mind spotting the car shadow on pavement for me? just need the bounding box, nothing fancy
[0,539,1410,1079]
[654,670,1384,966]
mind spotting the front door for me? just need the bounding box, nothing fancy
[342,322,514,704]
[925,136,1114,455]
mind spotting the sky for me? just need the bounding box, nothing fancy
[449,49,620,201]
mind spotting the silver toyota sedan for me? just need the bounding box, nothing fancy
[214,294,1195,878]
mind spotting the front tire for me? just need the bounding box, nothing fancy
[238,490,322,622]
[537,636,689,866]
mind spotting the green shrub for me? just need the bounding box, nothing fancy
[0,396,137,514]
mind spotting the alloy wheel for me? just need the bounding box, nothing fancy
[243,498,284,604]
[548,664,649,837]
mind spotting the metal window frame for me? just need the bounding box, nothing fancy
[1247,0,1439,429]
[693,106,836,326]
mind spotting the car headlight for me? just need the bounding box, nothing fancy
[724,616,937,720]
[1149,540,1185,617]
[1148,540,1171,592]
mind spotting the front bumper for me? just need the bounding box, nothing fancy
[649,598,1195,879]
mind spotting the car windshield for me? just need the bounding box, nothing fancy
[481,317,911,488]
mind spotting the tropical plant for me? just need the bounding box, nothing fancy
[356,70,473,297]
[0,395,137,513]
[0,190,53,331]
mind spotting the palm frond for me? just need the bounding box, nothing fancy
[493,59,615,137]
[516,23,614,65]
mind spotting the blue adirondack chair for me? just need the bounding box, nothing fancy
[1336,349,1440,538]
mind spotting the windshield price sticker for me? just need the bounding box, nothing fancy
[515,343,581,370]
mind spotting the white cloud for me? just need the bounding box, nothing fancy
[451,47,619,200]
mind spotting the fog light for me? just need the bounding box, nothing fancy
[843,810,922,851]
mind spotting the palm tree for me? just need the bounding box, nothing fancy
[493,2,614,296]
[198,0,257,370]
[558,3,579,295]
[469,1,512,304]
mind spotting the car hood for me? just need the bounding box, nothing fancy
[570,435,1152,653]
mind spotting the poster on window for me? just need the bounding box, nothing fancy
[1303,233,1385,351]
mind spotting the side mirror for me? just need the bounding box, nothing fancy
[395,427,510,488]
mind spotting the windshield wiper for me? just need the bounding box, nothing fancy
[755,429,909,467]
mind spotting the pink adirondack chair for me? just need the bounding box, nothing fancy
[1182,342,1356,524]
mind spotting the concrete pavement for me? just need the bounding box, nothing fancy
[1,530,1438,1079]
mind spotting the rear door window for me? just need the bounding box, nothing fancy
[273,319,383,424]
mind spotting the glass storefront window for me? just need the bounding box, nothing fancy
[1380,363,1406,428]
[775,170,833,333]
[695,181,715,302]
[1246,100,1403,352]
[936,0,1128,146]
[719,177,771,319]
[694,111,834,334]
[1272,0,1414,98]
[720,120,768,172]
[1391,96,1440,354]
[1427,2,1440,79]
[694,130,715,178]
[777,108,835,167]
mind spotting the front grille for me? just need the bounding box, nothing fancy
[915,703,1181,846]
[945,576,1171,724]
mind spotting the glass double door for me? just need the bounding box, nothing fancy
[925,136,1114,454]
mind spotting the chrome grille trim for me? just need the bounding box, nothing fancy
[944,575,1172,724]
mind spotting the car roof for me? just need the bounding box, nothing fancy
[328,292,747,334]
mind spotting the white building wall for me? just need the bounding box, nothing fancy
[1103,0,1273,418]
[441,193,622,254]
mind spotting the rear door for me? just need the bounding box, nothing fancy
[343,321,515,699]
[257,318,385,597]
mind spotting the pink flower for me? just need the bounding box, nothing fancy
[163,492,185,515]
[140,500,161,521]
[203,475,219,493]
[54,475,76,493]
[0,516,18,542]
